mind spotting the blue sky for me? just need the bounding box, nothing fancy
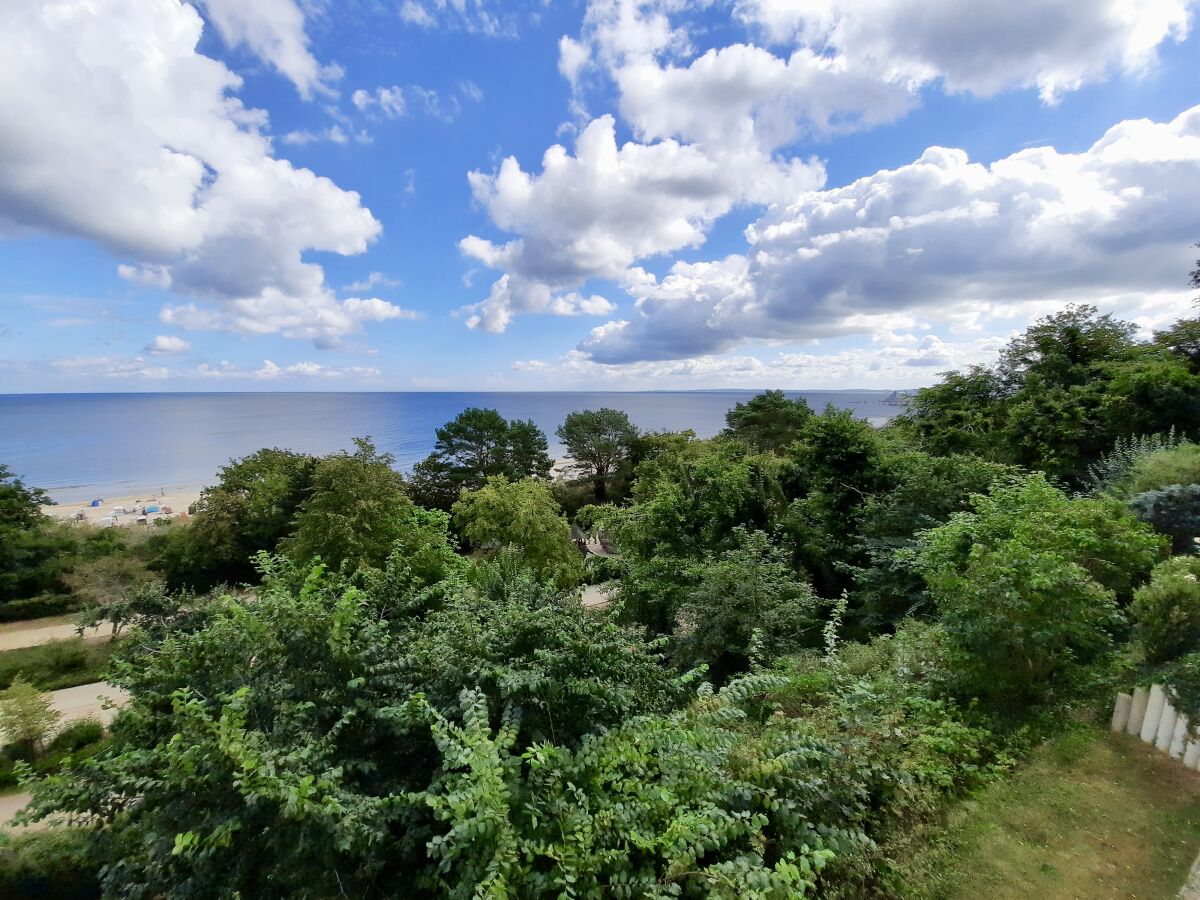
[2,0,1199,392]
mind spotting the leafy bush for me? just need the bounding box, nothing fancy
[452,477,583,588]
[0,594,82,623]
[1084,432,1189,496]
[1126,443,1200,493]
[0,831,99,899]
[675,527,820,682]
[914,475,1161,707]
[1133,556,1200,664]
[48,718,104,755]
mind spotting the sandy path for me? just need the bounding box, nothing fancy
[0,616,114,652]
[49,681,129,729]
[581,583,615,609]
[0,791,33,830]
[0,682,130,830]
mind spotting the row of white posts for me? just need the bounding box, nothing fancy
[1111,684,1200,768]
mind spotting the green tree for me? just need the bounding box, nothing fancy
[595,436,788,633]
[556,407,639,502]
[281,438,412,573]
[1157,317,1200,371]
[152,447,316,590]
[914,474,1164,706]
[850,452,1018,632]
[722,390,813,453]
[676,528,820,683]
[1132,556,1200,665]
[0,677,61,756]
[409,408,553,510]
[896,367,1005,458]
[0,465,73,602]
[451,477,583,588]
[785,407,889,598]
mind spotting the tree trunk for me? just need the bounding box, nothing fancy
[593,474,607,503]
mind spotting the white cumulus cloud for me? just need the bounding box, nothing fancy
[580,105,1200,363]
[196,0,342,99]
[459,114,822,332]
[144,335,191,355]
[0,0,394,347]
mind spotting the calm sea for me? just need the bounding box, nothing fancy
[0,391,903,502]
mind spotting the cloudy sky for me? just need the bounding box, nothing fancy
[2,0,1199,392]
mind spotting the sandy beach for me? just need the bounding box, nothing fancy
[41,485,204,527]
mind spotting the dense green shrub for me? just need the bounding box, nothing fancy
[0,831,99,899]
[1133,556,1200,664]
[675,527,820,683]
[914,474,1162,707]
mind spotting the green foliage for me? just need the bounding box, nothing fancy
[452,477,583,588]
[914,474,1163,707]
[722,390,813,453]
[281,438,413,573]
[22,554,681,897]
[409,678,846,899]
[0,461,75,601]
[556,407,639,501]
[1082,430,1186,496]
[1156,315,1200,371]
[0,830,100,900]
[676,527,820,682]
[850,452,1018,631]
[1124,442,1200,495]
[152,447,315,590]
[405,551,682,747]
[784,407,889,598]
[599,435,787,633]
[896,366,1006,458]
[409,408,553,510]
[899,307,1200,481]
[1132,556,1200,665]
[0,637,114,692]
[0,676,61,754]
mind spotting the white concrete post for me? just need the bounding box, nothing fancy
[1142,684,1167,743]
[1171,714,1189,759]
[1184,741,1200,770]
[1156,700,1179,753]
[1111,692,1133,733]
[1128,686,1149,736]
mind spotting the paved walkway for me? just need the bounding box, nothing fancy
[48,681,129,729]
[580,583,615,609]
[0,616,114,653]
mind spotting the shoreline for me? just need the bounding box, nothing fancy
[42,484,204,527]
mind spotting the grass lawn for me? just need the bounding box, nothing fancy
[0,639,115,693]
[895,728,1200,900]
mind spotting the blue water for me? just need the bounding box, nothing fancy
[0,391,902,502]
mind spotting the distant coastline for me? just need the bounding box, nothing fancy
[0,389,906,503]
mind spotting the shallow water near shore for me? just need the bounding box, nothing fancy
[0,390,903,502]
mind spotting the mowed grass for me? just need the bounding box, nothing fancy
[896,728,1200,900]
